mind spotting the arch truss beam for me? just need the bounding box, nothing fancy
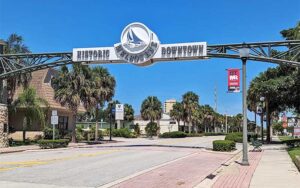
[0,40,299,79]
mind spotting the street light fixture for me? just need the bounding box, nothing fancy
[239,45,250,166]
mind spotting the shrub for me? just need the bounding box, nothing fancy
[186,133,204,137]
[284,139,300,147]
[213,140,236,151]
[225,132,243,143]
[43,126,60,139]
[38,139,69,149]
[160,131,187,138]
[247,132,258,142]
[204,132,226,136]
[112,128,136,138]
[145,122,159,137]
[133,123,141,136]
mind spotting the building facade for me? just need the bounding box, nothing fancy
[9,68,85,140]
[134,113,182,135]
[164,99,176,114]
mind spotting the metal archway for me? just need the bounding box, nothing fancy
[0,40,300,79]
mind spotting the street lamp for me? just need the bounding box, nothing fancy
[108,101,115,141]
[239,45,250,165]
[259,97,265,143]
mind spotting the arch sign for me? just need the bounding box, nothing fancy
[73,22,207,66]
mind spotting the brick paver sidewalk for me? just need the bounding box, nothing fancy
[212,151,263,188]
[112,151,233,188]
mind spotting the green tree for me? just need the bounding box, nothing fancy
[11,87,48,142]
[51,64,91,142]
[1,33,32,105]
[190,104,203,133]
[170,102,184,131]
[145,122,159,138]
[247,22,300,142]
[124,104,134,127]
[199,105,215,133]
[140,96,162,123]
[182,91,199,134]
[89,67,115,140]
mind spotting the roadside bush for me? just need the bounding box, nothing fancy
[213,140,236,151]
[204,132,226,136]
[145,122,159,137]
[43,126,59,139]
[160,131,187,138]
[38,139,69,149]
[284,139,300,147]
[247,132,258,142]
[133,123,141,136]
[186,133,204,137]
[225,132,243,143]
[112,128,136,138]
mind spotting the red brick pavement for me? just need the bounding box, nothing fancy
[212,151,263,188]
[112,151,233,188]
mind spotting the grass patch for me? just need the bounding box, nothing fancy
[278,136,293,141]
[287,147,300,162]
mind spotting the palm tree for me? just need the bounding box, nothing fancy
[89,67,115,140]
[170,102,184,131]
[52,64,90,142]
[11,87,48,142]
[124,104,134,127]
[2,33,32,105]
[190,105,203,133]
[199,105,214,133]
[141,96,162,123]
[182,91,199,134]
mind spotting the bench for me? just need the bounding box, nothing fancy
[251,138,262,152]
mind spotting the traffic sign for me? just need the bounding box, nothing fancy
[51,115,58,125]
[52,110,57,116]
[115,104,124,120]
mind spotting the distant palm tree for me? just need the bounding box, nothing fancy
[88,67,115,140]
[141,96,162,123]
[199,105,214,133]
[124,104,134,127]
[170,102,184,131]
[182,91,199,134]
[5,34,30,54]
[11,87,48,142]
[190,104,203,133]
[52,64,90,142]
[3,33,32,105]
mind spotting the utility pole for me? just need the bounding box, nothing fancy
[214,84,218,112]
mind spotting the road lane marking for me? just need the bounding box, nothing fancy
[0,149,122,172]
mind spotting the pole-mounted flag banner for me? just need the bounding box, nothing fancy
[228,69,240,93]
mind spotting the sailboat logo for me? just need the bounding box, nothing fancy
[121,23,153,54]
[126,27,146,48]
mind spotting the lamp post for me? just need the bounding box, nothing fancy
[108,101,115,141]
[260,97,265,143]
[239,45,250,165]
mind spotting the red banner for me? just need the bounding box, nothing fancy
[228,69,240,92]
[282,113,288,128]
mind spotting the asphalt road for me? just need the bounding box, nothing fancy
[0,136,234,188]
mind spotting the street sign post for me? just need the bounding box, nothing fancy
[51,110,58,140]
[115,104,124,129]
[115,104,124,120]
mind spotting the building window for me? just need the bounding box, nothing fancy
[58,116,68,130]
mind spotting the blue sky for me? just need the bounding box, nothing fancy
[0,0,299,119]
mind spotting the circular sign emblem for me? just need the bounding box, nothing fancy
[121,23,151,54]
[114,22,160,66]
